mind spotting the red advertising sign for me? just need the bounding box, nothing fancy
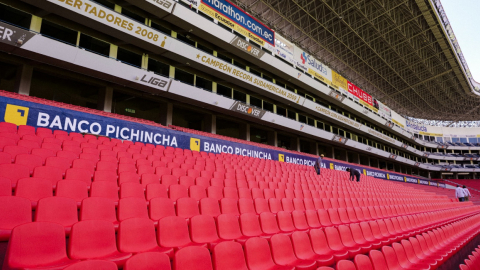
[347,81,373,106]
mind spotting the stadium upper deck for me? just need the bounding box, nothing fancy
[231,0,480,121]
[1,0,480,178]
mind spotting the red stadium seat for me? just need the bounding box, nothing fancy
[4,222,78,269]
[0,164,30,187]
[177,197,200,219]
[0,196,32,241]
[291,231,335,267]
[118,217,172,254]
[212,241,249,270]
[90,181,119,202]
[56,180,89,205]
[0,177,12,196]
[15,177,53,207]
[35,197,78,233]
[217,214,246,242]
[158,216,194,250]
[69,220,132,265]
[173,246,213,270]
[245,237,293,270]
[269,234,317,269]
[190,215,221,248]
[118,197,149,221]
[336,260,357,270]
[80,197,118,224]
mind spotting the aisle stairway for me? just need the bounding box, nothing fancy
[0,122,479,270]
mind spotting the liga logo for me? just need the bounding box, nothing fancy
[4,104,29,126]
[190,138,200,152]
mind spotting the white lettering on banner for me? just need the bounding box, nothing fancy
[334,165,349,171]
[0,26,13,41]
[48,0,169,48]
[406,177,418,183]
[366,171,386,178]
[202,142,273,159]
[36,113,178,146]
[389,175,404,181]
[284,156,315,166]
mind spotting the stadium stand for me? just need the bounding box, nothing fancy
[1,124,480,270]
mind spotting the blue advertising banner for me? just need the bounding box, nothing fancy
[0,95,441,187]
[200,0,275,48]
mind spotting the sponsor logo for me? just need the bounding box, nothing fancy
[4,104,29,126]
[139,74,170,89]
[328,90,345,102]
[332,135,347,144]
[0,22,35,47]
[278,154,284,162]
[389,154,397,160]
[329,163,334,170]
[230,37,265,58]
[151,0,173,9]
[419,180,429,185]
[229,101,266,118]
[190,138,200,152]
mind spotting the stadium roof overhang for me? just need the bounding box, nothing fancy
[232,0,480,121]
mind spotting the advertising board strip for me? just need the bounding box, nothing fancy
[294,46,333,85]
[274,34,294,64]
[0,94,438,186]
[199,0,275,50]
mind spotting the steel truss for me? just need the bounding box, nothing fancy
[231,0,480,121]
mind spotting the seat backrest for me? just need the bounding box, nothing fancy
[118,197,149,221]
[6,222,71,268]
[244,237,276,270]
[69,220,119,260]
[324,227,346,251]
[0,196,32,240]
[173,246,213,270]
[15,177,53,203]
[212,241,248,270]
[259,212,280,235]
[354,254,374,270]
[368,250,389,270]
[90,181,119,202]
[36,197,78,227]
[118,218,158,253]
[381,246,402,270]
[270,234,297,265]
[291,231,316,259]
[149,197,175,221]
[220,198,239,215]
[199,198,221,217]
[80,197,117,223]
[277,211,295,233]
[176,198,199,219]
[217,214,242,240]
[337,260,357,270]
[158,216,192,248]
[239,213,263,237]
[190,215,219,244]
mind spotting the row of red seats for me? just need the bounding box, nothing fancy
[2,189,477,243]
[460,245,480,270]
[4,210,480,270]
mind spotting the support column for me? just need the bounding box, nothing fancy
[204,114,216,134]
[239,123,250,141]
[14,65,33,95]
[159,102,173,126]
[267,131,277,147]
[313,142,319,155]
[97,86,113,112]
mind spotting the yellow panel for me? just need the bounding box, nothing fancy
[190,138,200,152]
[4,104,29,126]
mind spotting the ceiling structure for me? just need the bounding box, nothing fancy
[231,0,480,121]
